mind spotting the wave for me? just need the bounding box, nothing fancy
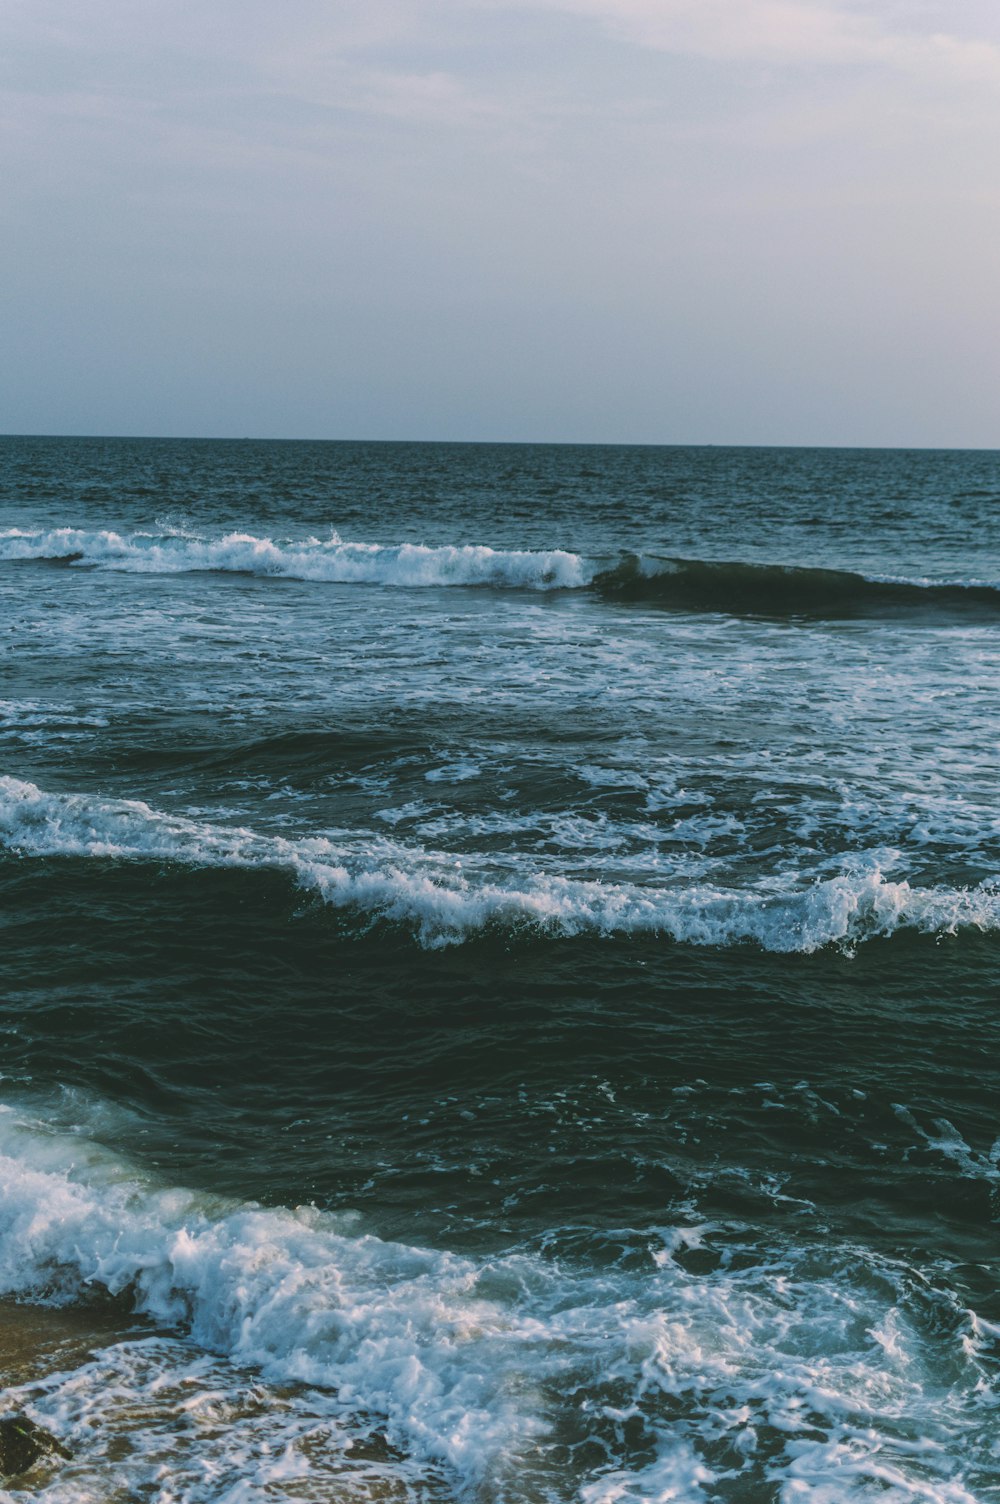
[592,554,1000,618]
[0,1100,536,1490]
[0,1096,994,1501]
[2,527,997,617]
[0,527,589,590]
[2,776,998,952]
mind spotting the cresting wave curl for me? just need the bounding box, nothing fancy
[1,776,997,951]
[2,527,999,615]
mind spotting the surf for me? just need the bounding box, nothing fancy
[0,1091,995,1503]
[2,776,998,952]
[3,526,998,619]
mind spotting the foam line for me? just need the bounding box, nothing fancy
[1,776,997,951]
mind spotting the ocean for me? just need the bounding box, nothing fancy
[0,435,998,1502]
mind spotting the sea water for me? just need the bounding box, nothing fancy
[0,436,998,1502]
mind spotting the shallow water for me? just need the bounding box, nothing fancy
[1,436,999,1501]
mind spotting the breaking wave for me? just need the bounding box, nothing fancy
[0,527,589,590]
[0,1096,996,1501]
[2,776,997,952]
[3,525,998,617]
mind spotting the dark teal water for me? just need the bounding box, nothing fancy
[1,436,999,1502]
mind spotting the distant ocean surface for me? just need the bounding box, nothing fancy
[1,435,999,1503]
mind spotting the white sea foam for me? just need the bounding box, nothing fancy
[1,776,998,952]
[0,700,108,748]
[0,527,591,590]
[0,1103,537,1493]
[0,1100,993,1502]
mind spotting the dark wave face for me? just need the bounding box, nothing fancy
[594,553,1000,618]
[1,436,999,1503]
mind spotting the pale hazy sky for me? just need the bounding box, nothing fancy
[3,0,999,444]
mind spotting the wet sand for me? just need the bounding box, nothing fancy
[0,1297,146,1389]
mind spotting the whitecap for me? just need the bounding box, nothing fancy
[1,776,998,952]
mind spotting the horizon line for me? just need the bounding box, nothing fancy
[1,432,998,454]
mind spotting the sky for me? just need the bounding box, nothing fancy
[2,0,999,445]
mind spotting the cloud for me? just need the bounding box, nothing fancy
[1,0,999,443]
[6,0,1000,151]
[533,0,1000,81]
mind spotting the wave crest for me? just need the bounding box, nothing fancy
[1,777,997,952]
[0,527,589,589]
[3,527,997,617]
